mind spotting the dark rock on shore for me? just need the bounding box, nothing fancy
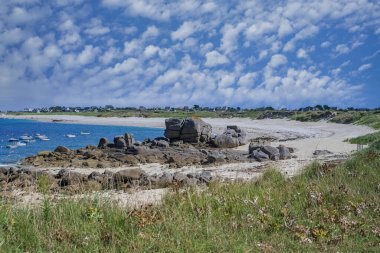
[249,144,293,162]
[98,137,109,148]
[164,118,212,143]
[313,150,333,156]
[212,125,247,148]
[54,146,71,153]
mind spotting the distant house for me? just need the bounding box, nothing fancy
[24,108,33,112]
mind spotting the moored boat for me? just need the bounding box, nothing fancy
[65,134,76,138]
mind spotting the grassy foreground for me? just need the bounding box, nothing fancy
[1,149,379,252]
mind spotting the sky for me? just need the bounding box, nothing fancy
[0,0,379,110]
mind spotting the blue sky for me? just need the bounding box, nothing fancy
[0,0,379,110]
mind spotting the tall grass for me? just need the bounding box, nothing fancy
[1,149,379,252]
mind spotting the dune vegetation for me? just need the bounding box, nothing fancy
[1,147,379,252]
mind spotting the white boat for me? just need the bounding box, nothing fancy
[19,135,34,140]
[8,138,18,142]
[16,142,27,146]
[66,134,76,138]
[40,138,50,141]
[6,144,18,149]
[80,131,90,135]
[36,135,49,140]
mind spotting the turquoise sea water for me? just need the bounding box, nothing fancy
[0,119,163,165]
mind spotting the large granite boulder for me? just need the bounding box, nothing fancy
[124,133,135,146]
[164,118,212,143]
[98,137,108,148]
[212,125,247,148]
[113,132,134,149]
[54,146,71,153]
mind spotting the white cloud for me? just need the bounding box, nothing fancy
[205,50,229,67]
[335,44,350,55]
[297,48,308,59]
[142,26,159,40]
[267,54,287,68]
[320,41,331,48]
[283,25,319,52]
[220,23,246,54]
[143,45,160,58]
[85,26,110,36]
[0,28,26,45]
[358,63,372,72]
[171,21,198,40]
[123,39,140,56]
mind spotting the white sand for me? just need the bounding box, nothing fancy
[3,114,374,207]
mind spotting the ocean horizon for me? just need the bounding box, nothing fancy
[0,118,163,165]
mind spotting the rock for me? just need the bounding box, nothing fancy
[173,172,187,182]
[261,146,280,161]
[213,126,247,148]
[248,143,262,154]
[57,170,87,187]
[54,146,71,153]
[114,168,144,182]
[38,151,51,156]
[199,171,212,183]
[88,171,103,182]
[98,138,109,148]
[278,145,291,160]
[205,152,225,164]
[124,132,135,146]
[249,150,269,162]
[164,118,184,139]
[114,136,127,148]
[313,150,333,156]
[213,134,240,148]
[164,118,212,143]
[157,172,173,187]
[152,139,170,148]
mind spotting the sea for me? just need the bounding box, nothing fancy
[0,118,164,165]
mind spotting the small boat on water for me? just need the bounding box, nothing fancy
[16,142,27,146]
[40,137,50,141]
[6,142,27,148]
[80,131,90,135]
[66,134,76,138]
[8,138,18,142]
[36,134,49,140]
[19,135,34,141]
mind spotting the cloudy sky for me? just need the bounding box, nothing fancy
[0,0,379,110]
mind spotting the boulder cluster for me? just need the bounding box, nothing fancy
[0,166,213,193]
[248,144,294,161]
[212,125,247,148]
[164,118,212,143]
[98,133,135,149]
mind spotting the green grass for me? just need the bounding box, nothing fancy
[1,149,379,252]
[348,131,380,145]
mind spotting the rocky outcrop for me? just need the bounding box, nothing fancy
[0,167,214,193]
[249,144,293,162]
[164,118,212,143]
[113,132,135,149]
[98,138,109,148]
[212,125,247,148]
[54,146,71,153]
